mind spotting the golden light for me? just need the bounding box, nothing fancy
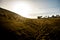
[11,2,32,18]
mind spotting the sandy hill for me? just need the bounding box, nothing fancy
[0,8,60,40]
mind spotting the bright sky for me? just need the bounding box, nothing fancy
[0,0,60,18]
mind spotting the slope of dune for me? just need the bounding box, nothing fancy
[0,8,60,40]
[0,8,36,40]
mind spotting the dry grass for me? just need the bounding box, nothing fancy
[0,8,60,40]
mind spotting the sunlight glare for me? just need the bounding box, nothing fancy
[12,2,32,18]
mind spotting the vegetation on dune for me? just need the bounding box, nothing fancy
[0,8,60,40]
[25,18,60,40]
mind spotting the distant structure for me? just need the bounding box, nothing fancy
[51,15,60,18]
[37,15,60,19]
[43,16,48,18]
[55,15,60,18]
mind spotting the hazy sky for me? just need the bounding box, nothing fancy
[0,0,60,18]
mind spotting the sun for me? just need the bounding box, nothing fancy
[11,2,32,18]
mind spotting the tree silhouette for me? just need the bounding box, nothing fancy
[38,16,42,19]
